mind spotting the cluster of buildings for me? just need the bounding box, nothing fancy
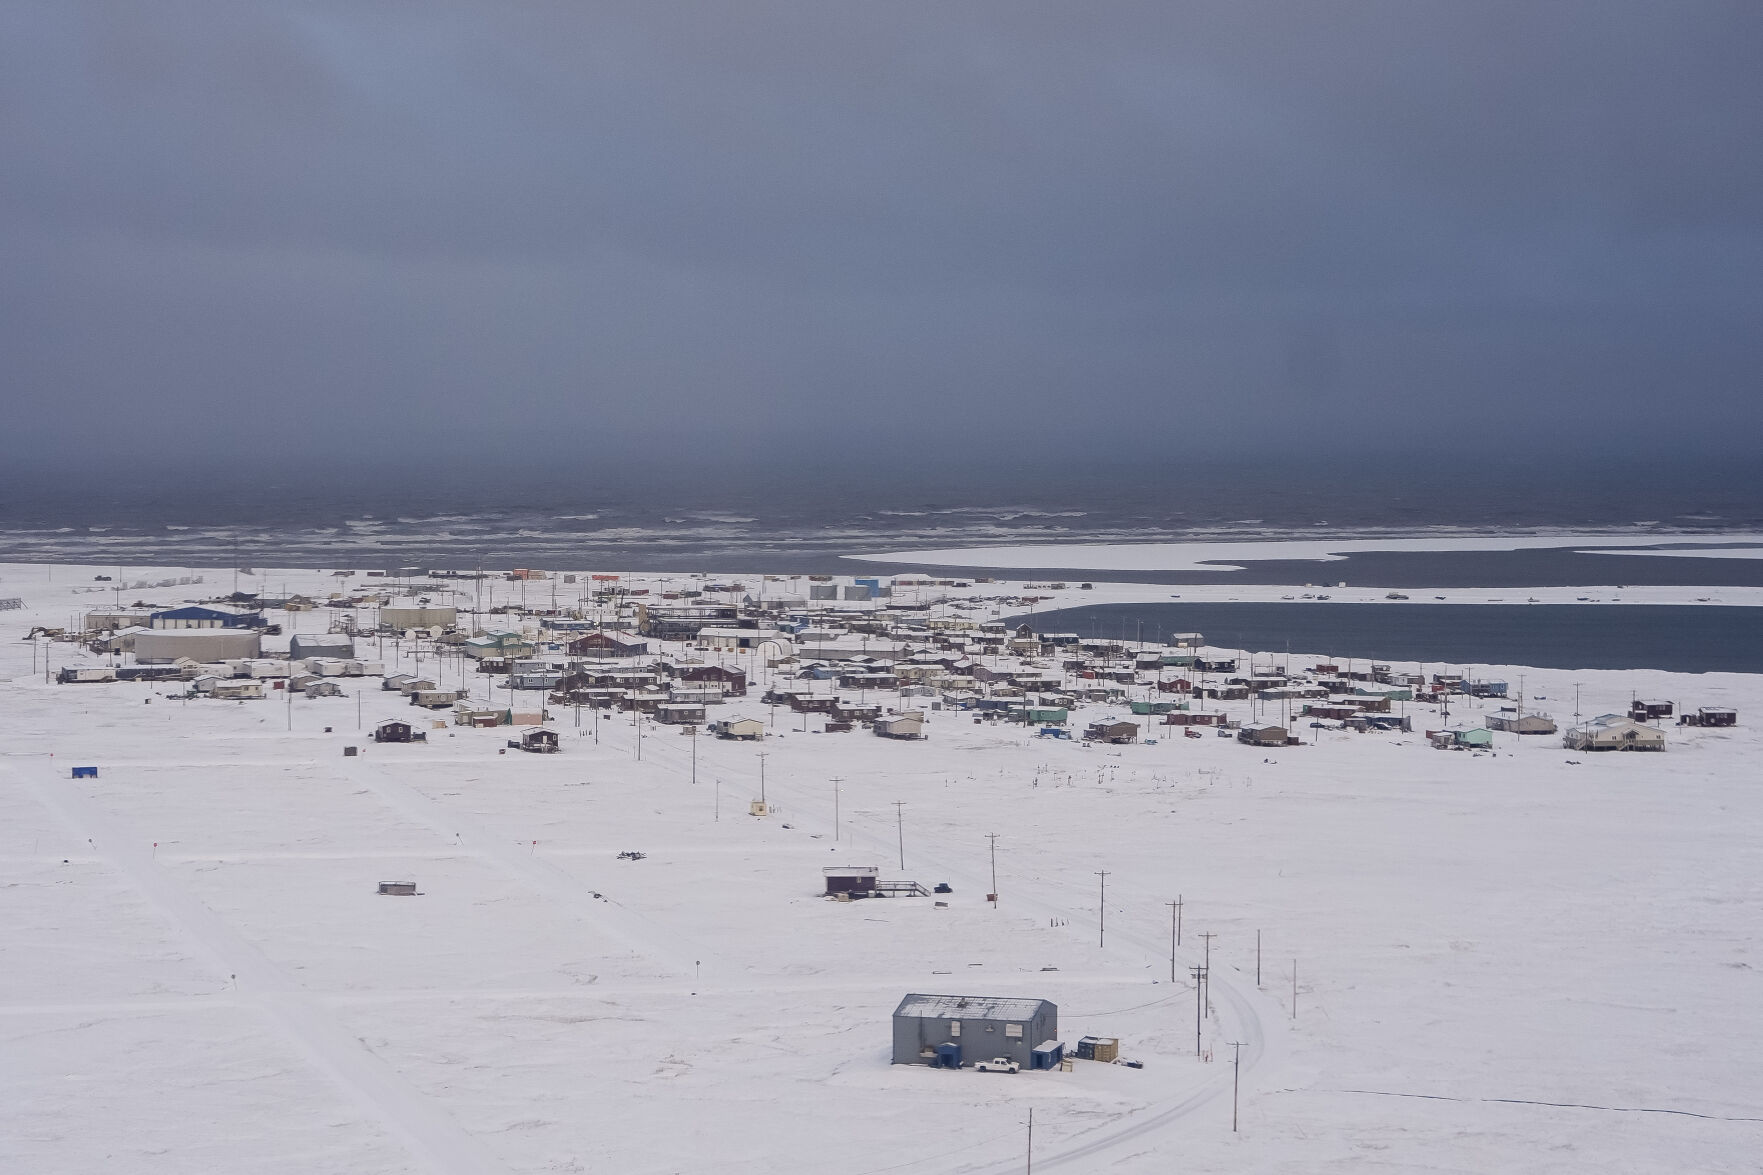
[48,572,1737,756]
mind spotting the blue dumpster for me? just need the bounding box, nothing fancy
[71,767,98,779]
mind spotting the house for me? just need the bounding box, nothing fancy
[875,712,926,740]
[1084,720,1139,744]
[1680,706,1737,727]
[1237,723,1289,747]
[1630,699,1675,720]
[463,633,534,661]
[515,727,560,753]
[1427,726,1493,749]
[373,720,423,743]
[1487,708,1557,735]
[303,679,343,698]
[565,632,649,659]
[833,701,883,723]
[710,716,766,741]
[675,664,748,696]
[409,689,458,709]
[454,705,512,728]
[891,994,1058,1069]
[1563,715,1667,751]
[655,702,707,725]
[1163,710,1226,726]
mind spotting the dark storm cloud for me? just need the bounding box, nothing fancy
[2,1,1760,482]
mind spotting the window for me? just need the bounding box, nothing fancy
[1005,1024,1023,1038]
[948,1021,960,1036]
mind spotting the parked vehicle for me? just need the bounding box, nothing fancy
[974,1057,1020,1074]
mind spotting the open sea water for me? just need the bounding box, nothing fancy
[3,468,1759,672]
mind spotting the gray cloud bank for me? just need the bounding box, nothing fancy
[2,2,1759,487]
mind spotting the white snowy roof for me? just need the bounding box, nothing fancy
[894,994,1052,1021]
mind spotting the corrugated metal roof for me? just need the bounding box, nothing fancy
[894,994,1053,1021]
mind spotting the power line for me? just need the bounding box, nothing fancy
[1095,870,1110,948]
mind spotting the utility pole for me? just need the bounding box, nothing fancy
[1176,893,1183,945]
[894,801,906,869]
[1190,965,1205,1056]
[1199,933,1217,1011]
[987,833,1000,905]
[1025,1107,1034,1175]
[831,777,843,841]
[758,751,769,805]
[1095,871,1110,948]
[1167,900,1179,980]
[1228,1040,1244,1131]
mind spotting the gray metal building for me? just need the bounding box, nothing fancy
[290,634,356,661]
[891,994,1057,1068]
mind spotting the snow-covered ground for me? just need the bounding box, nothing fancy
[3,561,1760,1173]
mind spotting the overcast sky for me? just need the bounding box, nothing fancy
[2,2,1759,485]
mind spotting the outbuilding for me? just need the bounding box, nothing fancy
[892,994,1058,1069]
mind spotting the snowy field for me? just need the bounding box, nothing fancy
[3,561,1761,1173]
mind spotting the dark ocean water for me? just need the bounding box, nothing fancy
[1015,602,1763,674]
[2,463,1760,583]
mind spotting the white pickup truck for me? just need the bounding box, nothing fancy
[973,1057,1020,1074]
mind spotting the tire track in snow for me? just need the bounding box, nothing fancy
[11,763,507,1175]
